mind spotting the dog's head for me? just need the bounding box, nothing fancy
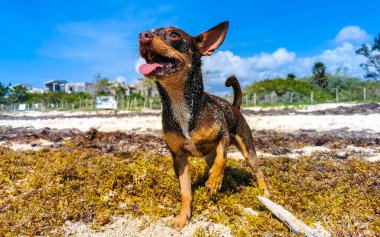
[138,21,229,81]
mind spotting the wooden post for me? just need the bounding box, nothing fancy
[336,88,339,103]
[363,88,366,101]
[149,99,152,109]
[245,95,248,105]
[72,103,74,110]
[258,196,331,237]
[254,93,257,106]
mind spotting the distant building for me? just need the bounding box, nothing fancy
[126,78,158,97]
[125,83,138,95]
[44,80,67,92]
[65,82,96,95]
[30,88,44,93]
[11,83,32,91]
[11,83,44,93]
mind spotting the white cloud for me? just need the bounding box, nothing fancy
[202,48,296,85]
[311,43,366,76]
[201,42,367,94]
[45,12,370,95]
[334,26,371,44]
[133,42,367,95]
[115,75,126,83]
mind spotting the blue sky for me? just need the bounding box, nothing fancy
[0,0,379,94]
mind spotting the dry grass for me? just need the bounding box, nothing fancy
[0,144,379,236]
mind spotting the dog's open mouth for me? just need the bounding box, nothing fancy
[139,51,184,77]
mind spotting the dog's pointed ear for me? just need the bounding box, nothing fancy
[196,21,229,56]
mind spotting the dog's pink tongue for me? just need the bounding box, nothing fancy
[139,63,161,75]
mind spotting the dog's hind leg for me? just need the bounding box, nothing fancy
[233,121,270,197]
[205,135,229,195]
[205,148,216,168]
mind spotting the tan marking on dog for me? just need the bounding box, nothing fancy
[170,155,192,229]
[163,132,202,157]
[205,136,228,194]
[149,38,192,82]
[146,38,193,138]
[191,124,219,143]
[163,132,186,154]
[189,124,220,155]
[235,135,250,158]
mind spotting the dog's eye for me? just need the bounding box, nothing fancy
[168,32,180,39]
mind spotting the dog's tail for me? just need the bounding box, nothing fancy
[225,75,242,110]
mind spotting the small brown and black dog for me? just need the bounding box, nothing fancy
[138,21,269,229]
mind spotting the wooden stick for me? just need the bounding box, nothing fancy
[257,196,331,237]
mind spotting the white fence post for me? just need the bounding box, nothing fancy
[310,91,314,104]
[290,91,293,103]
[336,88,339,103]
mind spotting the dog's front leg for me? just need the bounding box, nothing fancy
[170,154,192,229]
[206,135,229,196]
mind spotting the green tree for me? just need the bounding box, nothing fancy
[141,77,155,88]
[356,34,380,80]
[114,84,126,101]
[0,82,9,104]
[95,74,112,96]
[335,67,349,77]
[312,62,328,88]
[286,73,296,80]
[7,85,29,104]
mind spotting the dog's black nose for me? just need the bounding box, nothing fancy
[139,31,154,44]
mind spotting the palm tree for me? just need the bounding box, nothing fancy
[356,33,380,80]
[312,62,328,88]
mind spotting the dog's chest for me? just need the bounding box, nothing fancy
[171,100,190,138]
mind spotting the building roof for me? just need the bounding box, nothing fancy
[44,80,68,85]
[11,83,32,88]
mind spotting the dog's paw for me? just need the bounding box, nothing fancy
[170,215,188,230]
[205,174,223,195]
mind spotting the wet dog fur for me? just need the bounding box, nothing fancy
[138,21,269,229]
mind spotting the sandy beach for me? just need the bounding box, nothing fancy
[1,103,379,236]
[1,103,380,133]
